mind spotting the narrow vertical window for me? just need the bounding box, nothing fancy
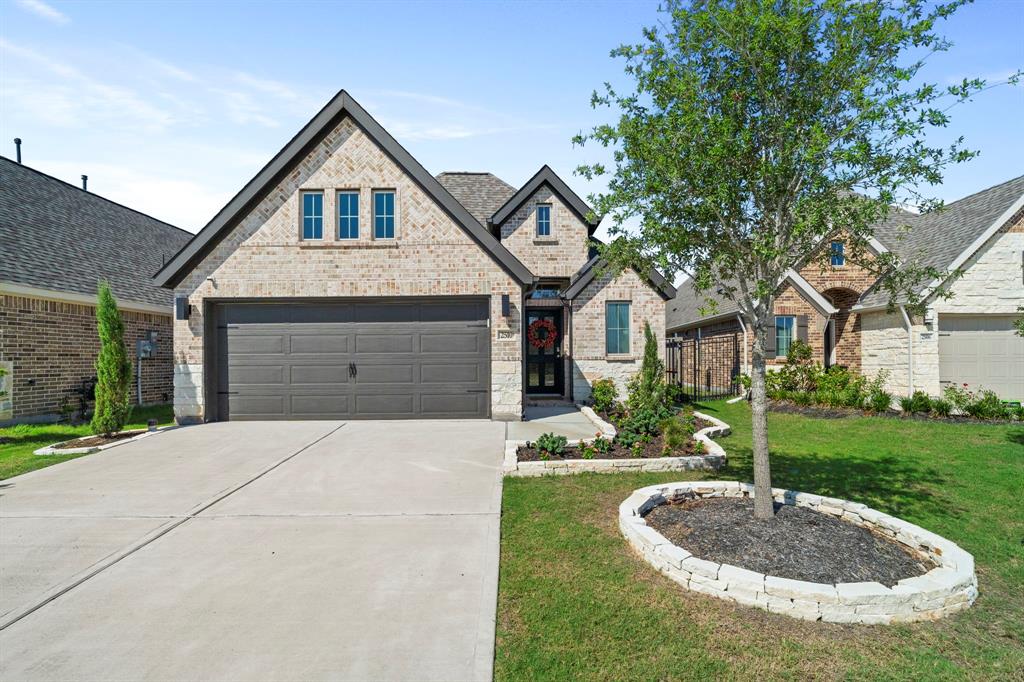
[301,191,323,240]
[606,302,631,354]
[830,240,845,266]
[536,204,551,237]
[775,316,795,357]
[373,190,395,239]
[338,191,359,239]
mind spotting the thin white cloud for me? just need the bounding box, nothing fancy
[376,90,471,109]
[15,0,69,24]
[0,38,175,132]
[235,72,298,100]
[214,89,280,128]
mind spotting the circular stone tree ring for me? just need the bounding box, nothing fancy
[619,481,977,624]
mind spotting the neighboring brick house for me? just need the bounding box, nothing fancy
[154,91,674,423]
[0,157,191,424]
[667,175,1024,402]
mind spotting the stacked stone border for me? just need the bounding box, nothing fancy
[619,481,977,624]
[34,425,176,456]
[503,409,730,477]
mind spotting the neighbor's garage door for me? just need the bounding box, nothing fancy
[214,298,490,420]
[938,315,1023,401]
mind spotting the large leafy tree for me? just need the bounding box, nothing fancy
[576,0,1008,519]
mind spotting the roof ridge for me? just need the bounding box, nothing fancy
[932,173,1024,211]
[0,156,191,236]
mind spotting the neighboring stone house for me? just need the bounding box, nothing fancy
[155,91,674,423]
[0,156,191,424]
[667,175,1024,402]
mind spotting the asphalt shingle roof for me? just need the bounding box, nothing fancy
[860,174,1024,307]
[0,156,191,307]
[435,172,516,227]
[666,277,739,331]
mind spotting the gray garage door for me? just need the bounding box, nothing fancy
[938,315,1023,401]
[214,298,490,420]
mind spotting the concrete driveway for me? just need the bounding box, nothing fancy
[0,419,505,681]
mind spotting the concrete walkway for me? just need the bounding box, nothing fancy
[0,419,504,681]
[505,406,599,442]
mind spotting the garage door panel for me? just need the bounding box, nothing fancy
[291,394,349,417]
[227,335,285,354]
[939,315,1023,400]
[421,363,482,384]
[355,334,415,353]
[355,363,415,385]
[216,298,490,420]
[229,365,285,385]
[420,332,482,354]
[290,365,349,385]
[290,334,350,354]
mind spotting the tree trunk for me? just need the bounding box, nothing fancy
[750,322,775,520]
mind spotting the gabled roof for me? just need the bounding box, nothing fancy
[436,172,516,227]
[857,174,1024,309]
[154,90,534,288]
[563,254,677,301]
[489,165,600,233]
[0,156,191,308]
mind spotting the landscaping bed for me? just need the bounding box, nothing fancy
[45,429,146,450]
[767,400,1021,424]
[645,496,932,585]
[517,415,712,461]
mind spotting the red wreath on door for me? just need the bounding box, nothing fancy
[527,319,559,350]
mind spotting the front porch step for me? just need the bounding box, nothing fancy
[525,397,575,407]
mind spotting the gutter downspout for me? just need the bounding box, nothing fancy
[899,305,914,396]
[735,314,749,376]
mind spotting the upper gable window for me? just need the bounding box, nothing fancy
[830,240,845,266]
[536,204,552,237]
[301,191,324,240]
[373,190,395,239]
[338,191,359,240]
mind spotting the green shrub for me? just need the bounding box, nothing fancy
[590,378,618,413]
[626,322,665,413]
[535,432,568,457]
[868,389,892,413]
[943,384,974,414]
[930,398,952,418]
[792,391,813,406]
[592,436,612,455]
[664,382,687,405]
[692,439,706,455]
[660,410,696,451]
[91,281,133,437]
[898,395,915,413]
[900,391,932,414]
[579,443,596,459]
[965,390,1008,420]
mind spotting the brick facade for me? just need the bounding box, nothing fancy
[173,116,524,422]
[498,187,592,279]
[570,268,666,400]
[0,294,173,422]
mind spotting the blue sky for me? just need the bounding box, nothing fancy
[1,0,1021,238]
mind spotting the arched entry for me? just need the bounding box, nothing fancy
[822,288,862,370]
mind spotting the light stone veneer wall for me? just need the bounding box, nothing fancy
[173,116,523,422]
[571,268,666,401]
[620,481,977,624]
[498,186,592,279]
[860,211,1023,398]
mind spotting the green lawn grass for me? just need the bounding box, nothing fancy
[495,400,1024,681]
[0,404,175,480]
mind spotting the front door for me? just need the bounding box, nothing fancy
[525,310,564,394]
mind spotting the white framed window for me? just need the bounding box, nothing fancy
[373,190,395,239]
[536,204,551,237]
[337,191,359,239]
[606,301,630,354]
[775,315,795,357]
[301,191,324,240]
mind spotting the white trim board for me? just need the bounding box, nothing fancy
[0,282,172,316]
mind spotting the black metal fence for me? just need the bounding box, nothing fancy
[665,334,741,402]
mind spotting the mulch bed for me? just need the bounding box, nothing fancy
[645,497,934,586]
[51,430,145,450]
[517,417,711,462]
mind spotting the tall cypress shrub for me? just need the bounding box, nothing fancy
[627,321,665,412]
[91,281,133,436]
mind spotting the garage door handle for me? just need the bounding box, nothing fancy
[348,362,357,378]
[217,391,238,395]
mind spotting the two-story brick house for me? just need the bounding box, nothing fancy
[155,91,674,423]
[667,175,1024,401]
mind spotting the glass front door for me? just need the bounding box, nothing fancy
[526,310,564,394]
